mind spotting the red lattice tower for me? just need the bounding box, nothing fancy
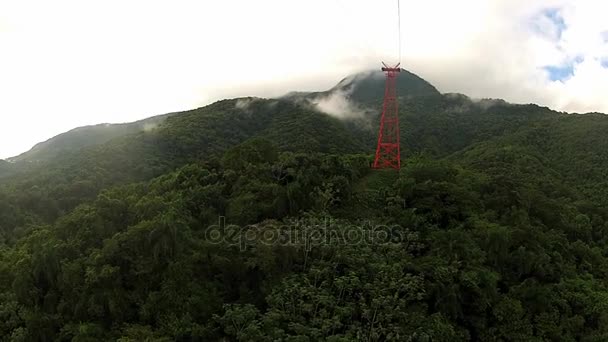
[373,62,401,169]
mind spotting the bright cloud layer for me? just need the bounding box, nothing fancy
[0,0,607,158]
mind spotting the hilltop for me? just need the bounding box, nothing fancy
[2,69,608,340]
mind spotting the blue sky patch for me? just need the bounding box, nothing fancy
[602,59,608,69]
[602,31,608,43]
[545,65,574,81]
[544,56,583,82]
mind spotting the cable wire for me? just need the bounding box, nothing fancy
[397,0,402,64]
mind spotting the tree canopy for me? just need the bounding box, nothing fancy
[3,75,608,340]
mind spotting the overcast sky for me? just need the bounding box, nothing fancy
[1,0,607,159]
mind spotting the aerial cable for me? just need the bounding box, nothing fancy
[397,0,402,65]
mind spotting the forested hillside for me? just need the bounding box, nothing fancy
[8,114,174,165]
[2,70,608,341]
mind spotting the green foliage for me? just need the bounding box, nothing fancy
[3,71,608,340]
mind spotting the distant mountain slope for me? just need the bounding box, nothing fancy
[0,98,370,221]
[454,112,608,206]
[0,68,605,223]
[285,69,440,106]
[9,69,431,169]
[9,113,173,164]
[342,69,441,105]
[399,94,555,156]
[284,70,555,158]
[0,160,10,175]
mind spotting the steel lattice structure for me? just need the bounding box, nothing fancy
[373,62,401,169]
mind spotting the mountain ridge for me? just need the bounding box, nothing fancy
[3,68,591,166]
[7,113,175,164]
[5,68,608,340]
[0,69,604,200]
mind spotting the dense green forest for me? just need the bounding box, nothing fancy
[3,70,608,341]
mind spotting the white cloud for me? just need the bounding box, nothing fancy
[309,71,378,119]
[390,0,608,115]
[0,0,607,158]
[312,90,366,120]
